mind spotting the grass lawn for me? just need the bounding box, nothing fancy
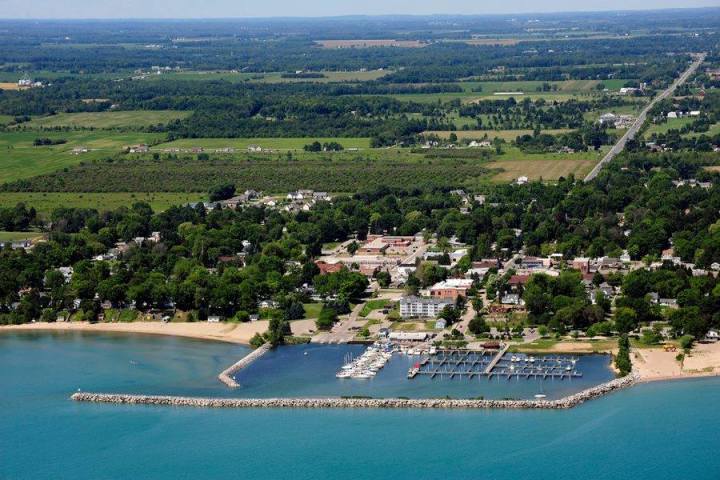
[389,321,419,331]
[0,114,14,125]
[21,110,191,129]
[359,299,390,317]
[0,130,166,183]
[646,117,694,136]
[0,192,204,216]
[153,137,372,151]
[303,303,324,319]
[683,122,720,139]
[0,231,43,242]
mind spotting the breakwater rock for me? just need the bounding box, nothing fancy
[218,343,271,388]
[72,373,637,409]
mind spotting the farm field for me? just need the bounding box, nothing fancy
[0,131,166,183]
[20,110,191,129]
[485,158,599,182]
[0,82,23,91]
[153,137,372,150]
[646,117,694,136]
[0,115,14,125]
[0,192,205,216]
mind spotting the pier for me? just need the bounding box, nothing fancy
[217,343,272,388]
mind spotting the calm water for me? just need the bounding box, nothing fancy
[233,343,614,399]
[2,332,720,480]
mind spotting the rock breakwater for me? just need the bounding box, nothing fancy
[217,343,271,387]
[72,373,637,409]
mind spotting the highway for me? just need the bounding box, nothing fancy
[583,52,706,182]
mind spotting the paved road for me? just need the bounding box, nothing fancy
[583,52,706,183]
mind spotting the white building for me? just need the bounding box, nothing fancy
[399,296,453,318]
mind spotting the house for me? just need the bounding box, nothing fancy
[207,315,222,323]
[516,176,529,185]
[315,261,344,275]
[399,296,453,318]
[508,275,530,289]
[126,144,149,154]
[429,279,473,299]
[435,318,447,329]
[501,293,523,305]
[667,112,678,119]
[468,140,491,148]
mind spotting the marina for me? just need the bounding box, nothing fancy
[406,346,583,381]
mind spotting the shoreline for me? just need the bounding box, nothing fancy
[0,321,269,346]
[4,323,720,386]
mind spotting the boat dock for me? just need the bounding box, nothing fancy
[408,345,583,380]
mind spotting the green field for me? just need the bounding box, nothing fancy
[0,115,14,125]
[683,122,720,139]
[0,230,43,242]
[646,117,694,136]
[21,110,191,129]
[0,192,205,216]
[0,131,166,183]
[154,137,372,151]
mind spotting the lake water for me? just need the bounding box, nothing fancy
[233,343,614,399]
[3,331,720,479]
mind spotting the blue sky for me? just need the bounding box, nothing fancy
[0,0,717,18]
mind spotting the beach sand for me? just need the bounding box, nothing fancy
[0,320,278,345]
[633,342,720,381]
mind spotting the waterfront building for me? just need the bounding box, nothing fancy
[399,296,453,318]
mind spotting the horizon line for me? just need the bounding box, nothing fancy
[0,6,718,21]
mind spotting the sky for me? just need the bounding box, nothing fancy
[0,0,718,18]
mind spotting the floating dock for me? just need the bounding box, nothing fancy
[408,346,583,381]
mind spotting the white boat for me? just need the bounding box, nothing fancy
[429,346,437,355]
[534,394,547,399]
[529,356,536,363]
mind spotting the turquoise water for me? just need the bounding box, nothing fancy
[2,332,720,479]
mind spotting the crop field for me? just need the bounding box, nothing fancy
[424,129,574,141]
[20,110,191,129]
[153,137,372,150]
[0,131,166,183]
[315,39,426,48]
[0,192,205,216]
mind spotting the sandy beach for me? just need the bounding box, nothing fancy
[633,342,720,382]
[0,321,278,345]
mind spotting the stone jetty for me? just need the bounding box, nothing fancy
[217,343,272,387]
[72,373,637,409]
